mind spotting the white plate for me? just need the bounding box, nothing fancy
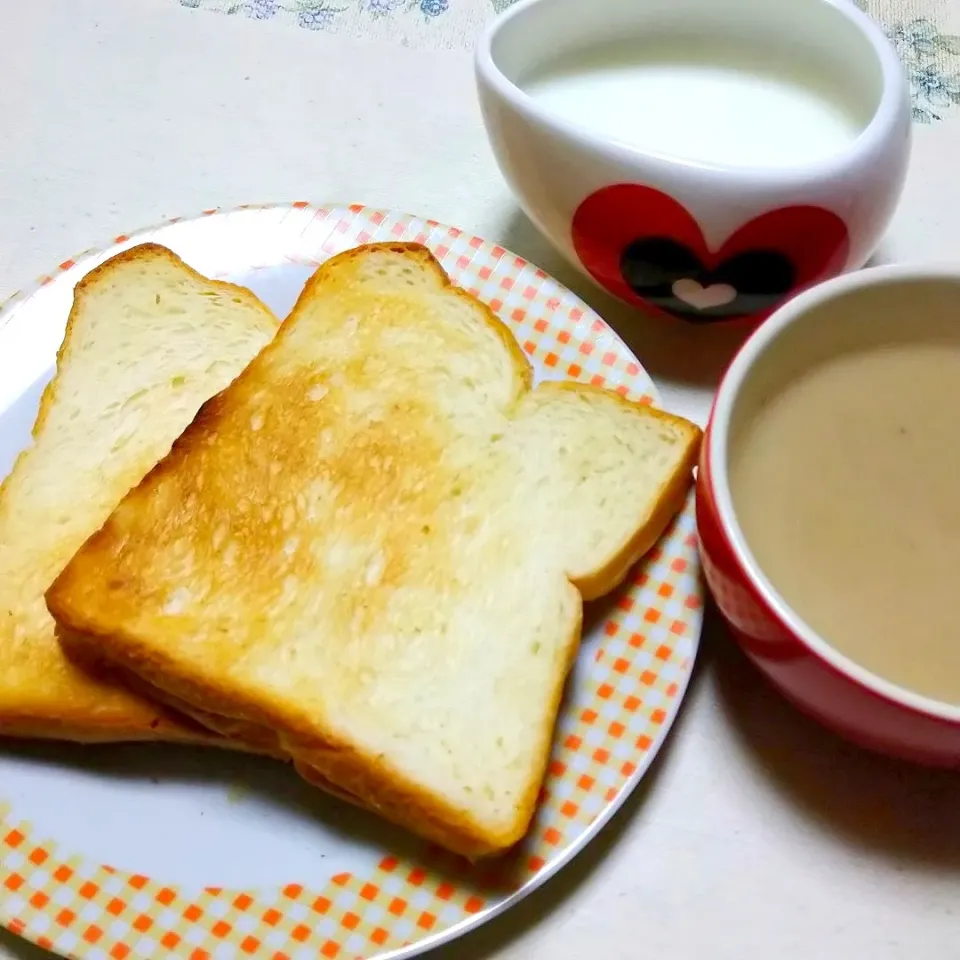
[0,203,703,960]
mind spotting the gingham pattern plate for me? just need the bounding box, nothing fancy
[0,203,703,960]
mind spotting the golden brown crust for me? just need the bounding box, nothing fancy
[293,761,379,809]
[115,676,288,760]
[0,700,222,745]
[50,628,238,746]
[0,715,218,745]
[0,690,225,745]
[47,241,699,854]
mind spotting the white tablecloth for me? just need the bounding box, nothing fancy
[1,2,958,957]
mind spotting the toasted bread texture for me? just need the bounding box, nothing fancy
[0,243,278,743]
[48,243,700,853]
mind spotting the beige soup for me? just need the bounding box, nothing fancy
[730,337,960,706]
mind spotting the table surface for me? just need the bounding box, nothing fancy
[2,1,959,958]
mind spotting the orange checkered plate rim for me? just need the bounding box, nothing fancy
[0,203,703,960]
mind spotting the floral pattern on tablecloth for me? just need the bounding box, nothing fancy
[877,15,960,121]
[177,0,489,48]
[176,0,960,123]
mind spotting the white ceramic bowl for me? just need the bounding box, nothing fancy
[476,0,911,325]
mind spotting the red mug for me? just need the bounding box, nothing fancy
[697,265,960,767]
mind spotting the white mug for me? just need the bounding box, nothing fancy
[475,0,911,325]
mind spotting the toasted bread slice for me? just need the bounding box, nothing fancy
[48,243,700,852]
[0,243,277,743]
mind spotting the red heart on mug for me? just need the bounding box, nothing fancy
[571,184,850,323]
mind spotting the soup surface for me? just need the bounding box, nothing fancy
[520,36,871,168]
[730,341,960,705]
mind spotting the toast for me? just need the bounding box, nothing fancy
[48,243,700,854]
[0,243,278,743]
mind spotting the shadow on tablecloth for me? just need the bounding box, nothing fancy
[709,608,960,871]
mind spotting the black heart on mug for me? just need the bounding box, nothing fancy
[620,237,796,322]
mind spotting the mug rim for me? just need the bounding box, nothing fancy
[708,262,960,725]
[475,0,908,184]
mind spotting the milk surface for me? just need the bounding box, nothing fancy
[522,36,869,168]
